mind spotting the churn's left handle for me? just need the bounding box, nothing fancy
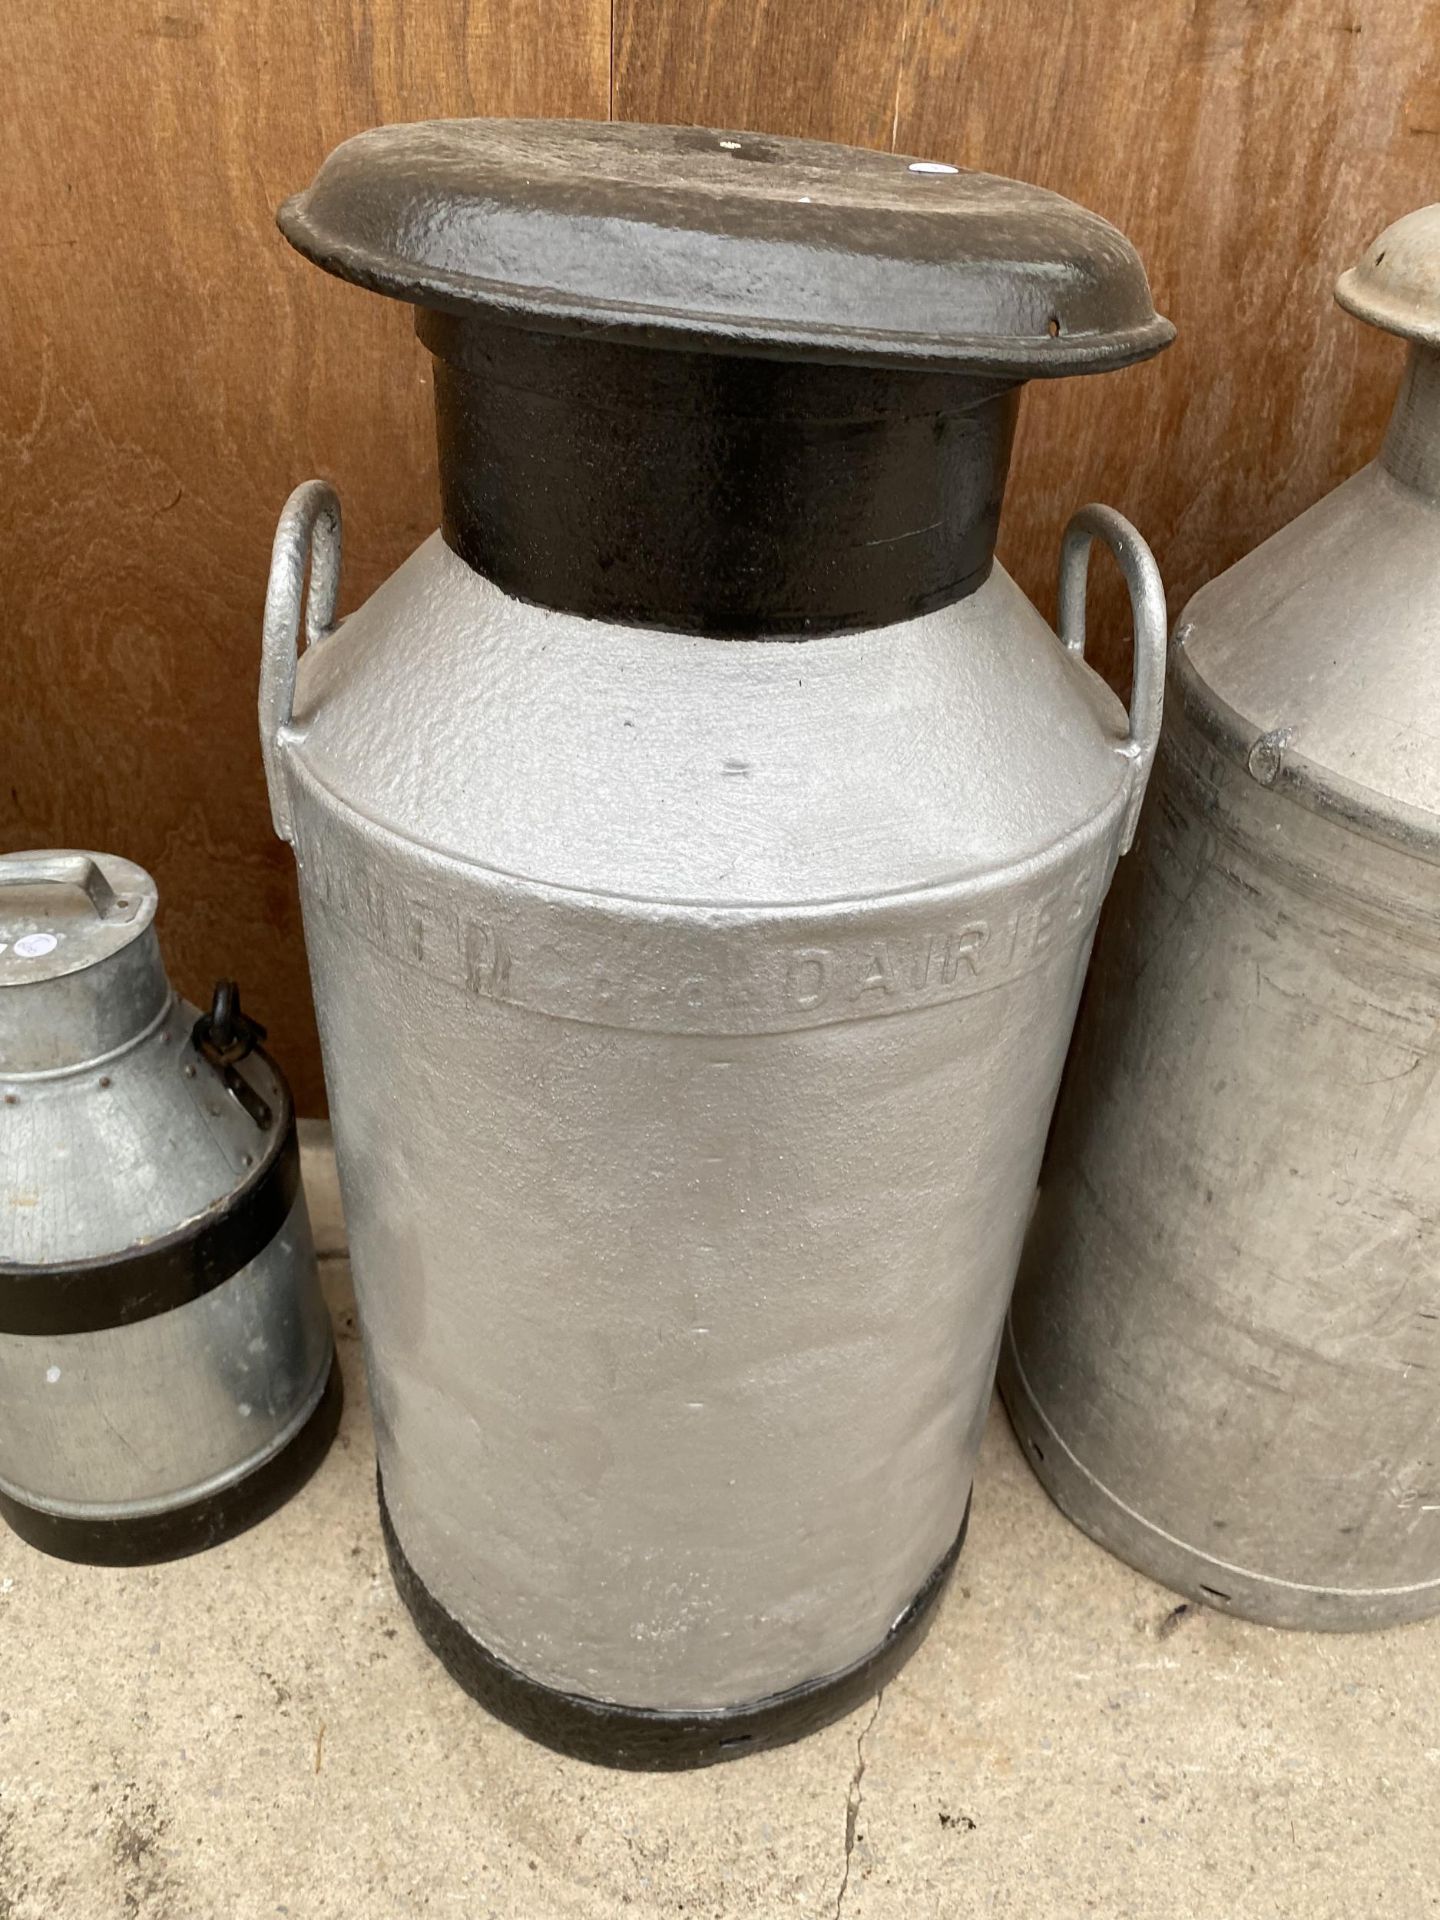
[1056,503,1167,854]
[259,480,343,845]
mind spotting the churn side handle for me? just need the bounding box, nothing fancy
[1056,503,1167,855]
[0,854,120,916]
[259,480,343,845]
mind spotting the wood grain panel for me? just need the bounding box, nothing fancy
[896,0,1440,678]
[0,1,608,1110]
[617,0,1440,682]
[613,0,914,145]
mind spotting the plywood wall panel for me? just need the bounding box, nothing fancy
[0,1,609,1109]
[615,0,1440,674]
[612,0,915,145]
[892,0,1440,671]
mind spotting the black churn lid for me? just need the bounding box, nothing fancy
[280,121,1171,635]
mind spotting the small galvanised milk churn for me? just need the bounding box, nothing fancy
[0,850,340,1564]
[1002,206,1440,1631]
[265,119,1171,1764]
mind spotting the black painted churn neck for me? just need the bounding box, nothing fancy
[280,119,1172,637]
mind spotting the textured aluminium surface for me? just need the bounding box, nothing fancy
[1003,216,1440,1628]
[1003,706,1440,1626]
[267,520,1160,1713]
[269,116,1169,1734]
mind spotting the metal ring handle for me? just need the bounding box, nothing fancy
[1057,503,1167,853]
[0,853,119,916]
[259,480,342,845]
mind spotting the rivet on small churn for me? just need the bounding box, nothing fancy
[1246,728,1290,787]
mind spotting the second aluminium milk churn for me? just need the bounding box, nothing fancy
[1003,207,1440,1631]
[263,118,1172,1762]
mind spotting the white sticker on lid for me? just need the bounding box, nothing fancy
[14,932,59,959]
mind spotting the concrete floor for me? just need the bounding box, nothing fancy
[6,1128,1438,1919]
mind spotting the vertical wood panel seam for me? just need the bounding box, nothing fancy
[608,0,615,119]
[890,0,914,150]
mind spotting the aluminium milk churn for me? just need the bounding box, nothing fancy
[0,850,339,1564]
[1001,206,1440,1631]
[264,119,1172,1764]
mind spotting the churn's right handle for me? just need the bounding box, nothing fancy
[259,480,343,845]
[1056,503,1167,854]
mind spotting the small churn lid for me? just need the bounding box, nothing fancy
[0,851,155,988]
[1335,205,1440,345]
[279,119,1172,374]
[1,852,168,1075]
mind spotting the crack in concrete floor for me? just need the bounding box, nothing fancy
[834,1688,885,1919]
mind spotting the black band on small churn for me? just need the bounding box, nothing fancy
[0,1069,301,1337]
[0,1354,342,1567]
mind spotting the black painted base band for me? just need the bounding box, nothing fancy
[0,1353,343,1567]
[380,1475,968,1771]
